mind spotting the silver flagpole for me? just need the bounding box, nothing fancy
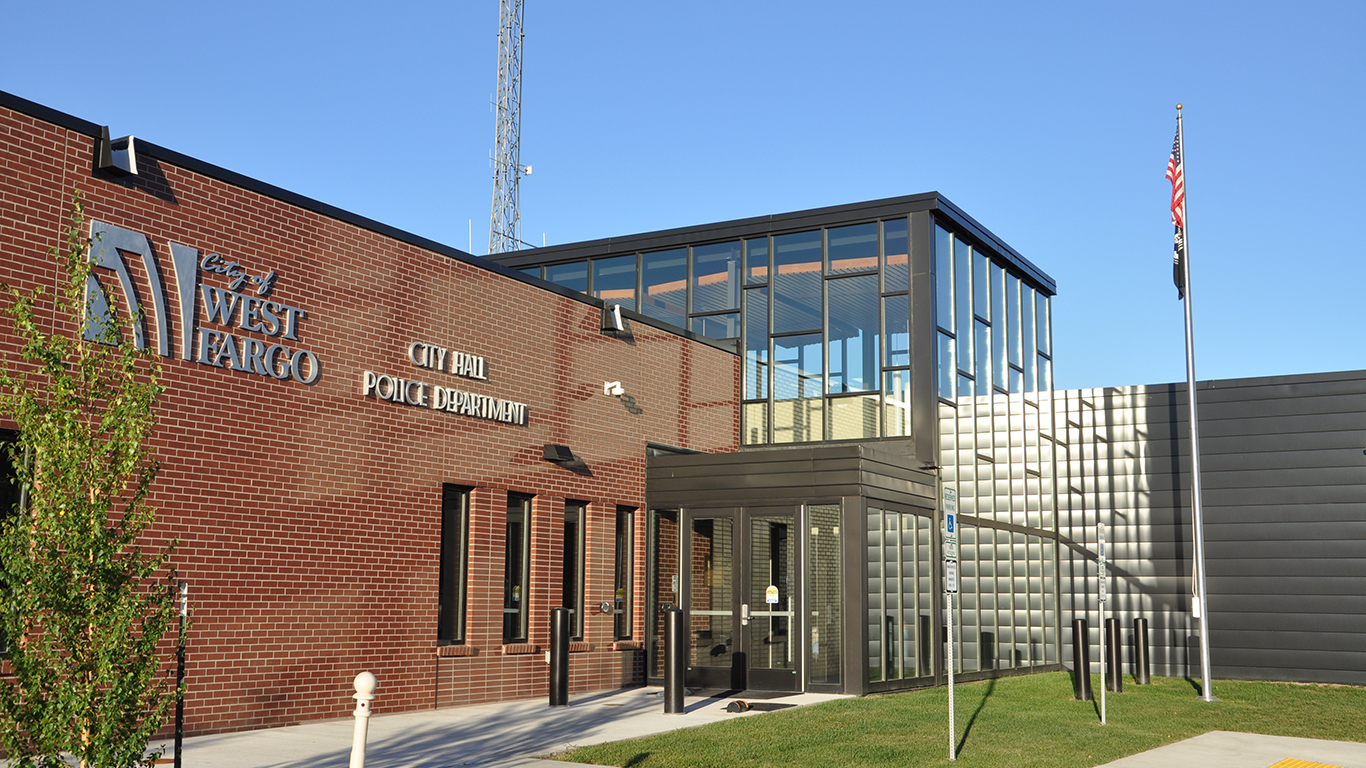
[1177,104,1215,702]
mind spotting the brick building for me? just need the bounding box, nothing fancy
[0,91,738,735]
[6,89,1363,738]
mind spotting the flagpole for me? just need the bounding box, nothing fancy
[1176,104,1215,702]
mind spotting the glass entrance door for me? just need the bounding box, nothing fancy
[687,512,740,689]
[682,507,801,691]
[745,509,799,691]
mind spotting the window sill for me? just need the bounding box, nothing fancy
[613,640,643,651]
[569,641,593,653]
[435,645,479,658]
[502,643,541,655]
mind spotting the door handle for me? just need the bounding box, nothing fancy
[741,603,750,626]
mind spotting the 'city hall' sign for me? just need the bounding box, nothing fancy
[85,220,322,384]
[361,343,528,427]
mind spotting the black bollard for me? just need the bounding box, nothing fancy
[1133,618,1151,685]
[663,608,686,714]
[1072,618,1092,701]
[549,607,570,706]
[1106,618,1122,692]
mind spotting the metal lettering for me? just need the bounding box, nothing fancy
[243,337,269,375]
[242,298,266,333]
[197,329,223,365]
[266,344,292,380]
[291,349,320,385]
[281,306,307,342]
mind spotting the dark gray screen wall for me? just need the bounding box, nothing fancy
[1058,369,1366,685]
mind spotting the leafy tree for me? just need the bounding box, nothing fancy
[0,195,180,767]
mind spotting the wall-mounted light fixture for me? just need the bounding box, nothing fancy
[96,126,138,176]
[603,381,624,397]
[542,444,574,463]
[600,303,625,334]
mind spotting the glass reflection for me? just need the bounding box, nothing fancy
[828,222,878,275]
[692,241,741,313]
[592,255,637,311]
[828,274,879,393]
[883,218,909,293]
[773,332,823,443]
[744,288,768,400]
[546,261,587,294]
[773,231,823,334]
[884,294,909,367]
[641,249,687,327]
[745,237,769,284]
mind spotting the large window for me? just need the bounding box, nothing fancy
[437,485,471,645]
[504,493,533,644]
[614,506,635,640]
[563,500,587,641]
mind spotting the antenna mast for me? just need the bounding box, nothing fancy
[488,0,526,254]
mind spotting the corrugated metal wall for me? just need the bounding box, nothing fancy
[1057,369,1366,685]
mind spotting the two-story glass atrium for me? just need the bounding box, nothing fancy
[492,192,1063,695]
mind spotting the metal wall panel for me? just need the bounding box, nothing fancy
[1057,370,1366,685]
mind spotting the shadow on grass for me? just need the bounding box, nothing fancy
[955,677,997,757]
[1065,669,1103,720]
[623,753,651,767]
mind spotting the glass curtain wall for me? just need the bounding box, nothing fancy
[933,222,1059,673]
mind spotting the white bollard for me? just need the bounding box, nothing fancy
[350,672,378,768]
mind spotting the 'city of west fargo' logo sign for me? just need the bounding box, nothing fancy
[84,221,321,384]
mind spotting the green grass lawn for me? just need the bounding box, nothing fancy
[556,672,1366,767]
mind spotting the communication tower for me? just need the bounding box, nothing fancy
[488,0,526,254]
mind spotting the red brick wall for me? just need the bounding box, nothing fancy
[0,102,740,735]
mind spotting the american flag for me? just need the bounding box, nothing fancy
[1167,121,1186,299]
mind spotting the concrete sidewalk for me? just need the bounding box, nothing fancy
[150,687,848,768]
[1095,731,1366,768]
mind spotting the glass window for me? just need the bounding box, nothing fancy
[884,294,909,367]
[1037,295,1050,356]
[974,251,990,321]
[564,501,587,640]
[955,239,972,373]
[935,225,953,332]
[827,274,879,394]
[745,237,769,285]
[437,484,471,644]
[546,261,587,294]
[773,333,823,443]
[1022,286,1036,394]
[867,507,885,682]
[641,248,687,327]
[504,494,533,644]
[828,222,878,275]
[691,242,742,313]
[772,231,823,334]
[615,507,635,640]
[592,255,637,311]
[830,394,880,440]
[975,320,991,391]
[883,369,912,438]
[807,504,842,686]
[744,288,768,400]
[938,332,955,400]
[519,266,542,279]
[1006,274,1021,369]
[691,312,739,340]
[992,262,1007,391]
[744,401,768,446]
[1038,354,1052,392]
[883,218,909,293]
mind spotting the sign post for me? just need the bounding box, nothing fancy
[1098,523,1108,725]
[943,487,959,761]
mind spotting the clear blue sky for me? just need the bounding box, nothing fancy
[5,1,1363,391]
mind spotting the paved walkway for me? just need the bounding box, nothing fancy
[150,689,1366,768]
[1095,731,1366,768]
[150,687,848,767]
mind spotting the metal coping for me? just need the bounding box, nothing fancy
[486,192,1057,296]
[0,89,740,355]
